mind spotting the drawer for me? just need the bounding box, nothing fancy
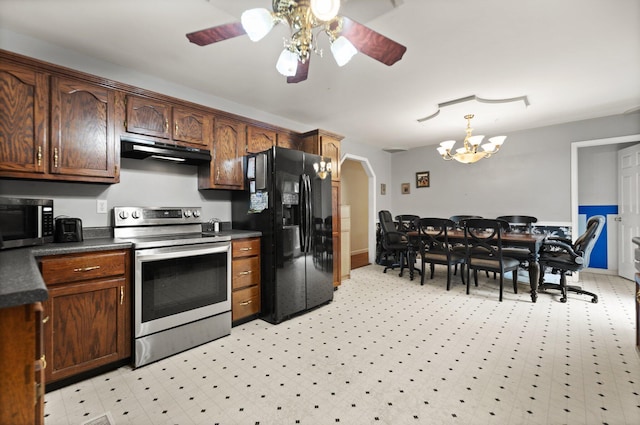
[40,250,127,285]
[232,256,260,289]
[232,285,260,321]
[232,238,260,258]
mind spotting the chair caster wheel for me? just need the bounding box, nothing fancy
[591,297,598,303]
[560,297,567,303]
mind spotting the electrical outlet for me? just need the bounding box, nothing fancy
[96,199,108,214]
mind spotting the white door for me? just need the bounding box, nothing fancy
[618,143,640,280]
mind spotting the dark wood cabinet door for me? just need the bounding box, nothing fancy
[173,106,212,147]
[125,95,171,139]
[0,62,48,176]
[247,125,276,154]
[50,77,116,179]
[208,118,244,188]
[276,132,304,150]
[43,277,126,382]
[331,181,341,287]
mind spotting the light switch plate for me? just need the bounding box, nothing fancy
[96,199,108,214]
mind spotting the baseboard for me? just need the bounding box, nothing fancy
[351,252,369,270]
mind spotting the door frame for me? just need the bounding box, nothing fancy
[340,153,377,265]
[571,133,640,275]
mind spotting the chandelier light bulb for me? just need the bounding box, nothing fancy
[331,36,357,66]
[276,48,299,76]
[310,0,341,21]
[241,8,275,42]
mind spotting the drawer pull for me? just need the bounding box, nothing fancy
[239,300,253,306]
[239,271,252,276]
[73,265,101,273]
[120,286,124,305]
[42,315,50,324]
[240,247,252,251]
[40,354,46,370]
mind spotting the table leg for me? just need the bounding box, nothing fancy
[528,261,540,302]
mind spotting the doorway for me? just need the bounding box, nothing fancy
[340,154,377,268]
[571,133,640,279]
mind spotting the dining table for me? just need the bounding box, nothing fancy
[406,229,547,302]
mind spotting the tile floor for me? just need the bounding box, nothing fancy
[45,265,640,425]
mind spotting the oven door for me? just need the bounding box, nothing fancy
[134,242,231,338]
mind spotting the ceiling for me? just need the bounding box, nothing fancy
[0,0,638,151]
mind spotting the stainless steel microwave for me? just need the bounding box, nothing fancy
[0,197,54,249]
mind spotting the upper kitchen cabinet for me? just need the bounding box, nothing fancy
[246,125,276,154]
[123,95,213,148]
[300,129,343,181]
[199,117,245,189]
[0,58,118,183]
[0,61,49,177]
[50,76,117,181]
[276,132,304,151]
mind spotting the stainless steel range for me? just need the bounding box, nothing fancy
[113,206,231,367]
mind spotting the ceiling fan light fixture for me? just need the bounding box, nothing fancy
[241,8,275,42]
[310,0,341,21]
[276,48,299,76]
[331,35,357,67]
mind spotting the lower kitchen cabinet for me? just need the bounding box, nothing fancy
[38,249,131,386]
[231,237,261,324]
[0,302,45,425]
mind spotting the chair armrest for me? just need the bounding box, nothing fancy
[540,240,584,264]
[546,236,573,245]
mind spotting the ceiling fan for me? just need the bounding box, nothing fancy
[186,0,407,83]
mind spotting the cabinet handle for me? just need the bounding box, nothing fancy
[120,286,124,305]
[53,147,59,168]
[165,118,169,132]
[240,247,252,251]
[175,122,179,134]
[239,271,252,276]
[73,265,100,272]
[42,315,50,324]
[37,146,42,166]
[40,354,46,370]
[239,300,252,306]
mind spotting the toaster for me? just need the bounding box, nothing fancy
[54,217,83,243]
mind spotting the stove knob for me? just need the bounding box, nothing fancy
[193,210,201,218]
[119,210,129,220]
[131,210,140,219]
[184,210,192,218]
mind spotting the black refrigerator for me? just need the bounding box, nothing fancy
[231,146,334,324]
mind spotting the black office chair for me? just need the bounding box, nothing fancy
[464,218,520,301]
[378,210,409,275]
[538,215,604,303]
[415,218,465,290]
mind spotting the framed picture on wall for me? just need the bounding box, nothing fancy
[401,183,410,194]
[416,171,430,188]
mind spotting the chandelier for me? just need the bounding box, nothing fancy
[313,159,332,179]
[436,114,506,164]
[241,0,358,77]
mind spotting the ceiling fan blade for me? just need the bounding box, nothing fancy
[339,16,406,66]
[287,59,310,84]
[186,22,246,46]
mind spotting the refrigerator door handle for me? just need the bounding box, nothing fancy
[300,175,307,252]
[305,174,313,253]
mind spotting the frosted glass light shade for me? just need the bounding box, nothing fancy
[489,135,507,146]
[481,143,496,152]
[310,0,341,21]
[467,135,485,146]
[241,8,274,42]
[440,140,456,150]
[276,49,298,76]
[436,146,448,155]
[331,36,357,66]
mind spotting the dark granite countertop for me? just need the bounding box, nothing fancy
[0,228,261,310]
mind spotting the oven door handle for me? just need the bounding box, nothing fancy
[135,242,230,261]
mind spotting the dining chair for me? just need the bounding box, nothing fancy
[464,218,520,301]
[415,217,465,290]
[538,215,604,303]
[449,215,482,275]
[494,215,539,276]
[395,214,420,232]
[378,210,409,275]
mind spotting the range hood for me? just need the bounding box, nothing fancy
[121,137,211,165]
